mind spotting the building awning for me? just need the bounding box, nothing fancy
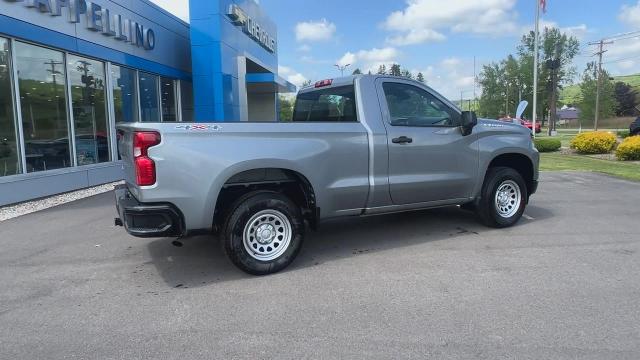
[246,73,297,93]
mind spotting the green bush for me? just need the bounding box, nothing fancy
[534,138,561,152]
[616,136,640,161]
[570,131,617,154]
[618,130,630,139]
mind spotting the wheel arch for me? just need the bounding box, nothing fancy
[212,167,318,232]
[483,152,535,200]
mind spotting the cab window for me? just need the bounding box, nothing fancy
[382,82,460,127]
[293,86,358,122]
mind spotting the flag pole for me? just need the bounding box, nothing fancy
[532,0,540,139]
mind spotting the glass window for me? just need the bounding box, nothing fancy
[382,82,460,127]
[180,80,194,122]
[138,72,159,122]
[68,55,109,165]
[111,65,138,123]
[15,41,71,173]
[160,77,177,122]
[0,38,20,177]
[292,85,357,122]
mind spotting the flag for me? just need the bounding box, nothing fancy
[540,0,547,13]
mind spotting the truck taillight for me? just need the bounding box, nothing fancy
[133,131,161,186]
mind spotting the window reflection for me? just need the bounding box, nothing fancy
[161,77,177,122]
[0,38,20,177]
[112,65,138,123]
[68,55,109,165]
[139,72,159,122]
[15,41,71,173]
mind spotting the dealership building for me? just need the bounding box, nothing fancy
[0,0,295,206]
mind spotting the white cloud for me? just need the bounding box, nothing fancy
[412,57,479,100]
[384,0,518,45]
[336,47,400,73]
[386,29,446,46]
[620,1,640,28]
[297,44,312,52]
[520,20,589,40]
[295,19,337,42]
[278,65,308,87]
[149,0,189,22]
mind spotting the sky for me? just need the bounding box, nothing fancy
[150,0,640,99]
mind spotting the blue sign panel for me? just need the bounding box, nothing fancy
[189,0,279,122]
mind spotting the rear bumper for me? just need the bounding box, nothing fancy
[114,185,185,238]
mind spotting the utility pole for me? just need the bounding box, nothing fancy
[334,64,350,77]
[588,39,613,131]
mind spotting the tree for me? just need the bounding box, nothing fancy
[377,65,387,75]
[614,82,637,116]
[401,69,413,79]
[578,63,616,127]
[278,95,294,122]
[518,27,580,123]
[416,72,425,83]
[301,79,312,87]
[389,64,402,76]
[352,68,362,75]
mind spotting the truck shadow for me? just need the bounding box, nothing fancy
[146,204,554,288]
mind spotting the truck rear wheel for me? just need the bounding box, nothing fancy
[476,167,527,228]
[222,191,305,275]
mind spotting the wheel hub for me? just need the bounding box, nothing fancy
[494,180,522,218]
[242,210,292,261]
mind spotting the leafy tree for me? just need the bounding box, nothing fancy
[518,27,580,123]
[614,82,637,116]
[278,95,294,122]
[301,79,312,87]
[352,68,362,75]
[389,64,402,76]
[377,65,387,75]
[578,63,616,126]
[416,72,425,83]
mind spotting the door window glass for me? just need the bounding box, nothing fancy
[293,85,357,122]
[139,72,159,122]
[0,37,20,176]
[112,65,138,123]
[160,77,177,122]
[382,82,460,127]
[68,55,109,165]
[180,80,194,122]
[15,41,71,173]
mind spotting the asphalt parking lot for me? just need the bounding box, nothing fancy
[1,171,639,359]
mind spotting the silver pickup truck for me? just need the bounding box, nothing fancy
[115,75,539,275]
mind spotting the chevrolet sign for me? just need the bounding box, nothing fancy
[227,4,276,54]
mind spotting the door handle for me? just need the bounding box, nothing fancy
[392,136,413,144]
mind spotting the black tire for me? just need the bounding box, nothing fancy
[222,191,305,275]
[476,167,528,228]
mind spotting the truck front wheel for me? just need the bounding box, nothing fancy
[476,167,528,228]
[222,191,305,275]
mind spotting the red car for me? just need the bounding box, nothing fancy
[520,119,542,134]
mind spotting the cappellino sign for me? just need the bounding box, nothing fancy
[2,0,156,50]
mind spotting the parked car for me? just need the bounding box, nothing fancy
[631,117,640,136]
[498,116,541,134]
[115,75,540,275]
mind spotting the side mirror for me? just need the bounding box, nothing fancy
[461,111,477,136]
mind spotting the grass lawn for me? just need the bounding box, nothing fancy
[540,153,640,182]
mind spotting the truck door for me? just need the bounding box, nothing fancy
[375,79,478,205]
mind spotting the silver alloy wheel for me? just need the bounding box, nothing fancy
[243,209,292,261]
[494,180,522,218]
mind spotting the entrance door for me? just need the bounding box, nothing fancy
[376,79,478,205]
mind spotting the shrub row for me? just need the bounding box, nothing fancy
[534,138,561,153]
[570,132,617,154]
